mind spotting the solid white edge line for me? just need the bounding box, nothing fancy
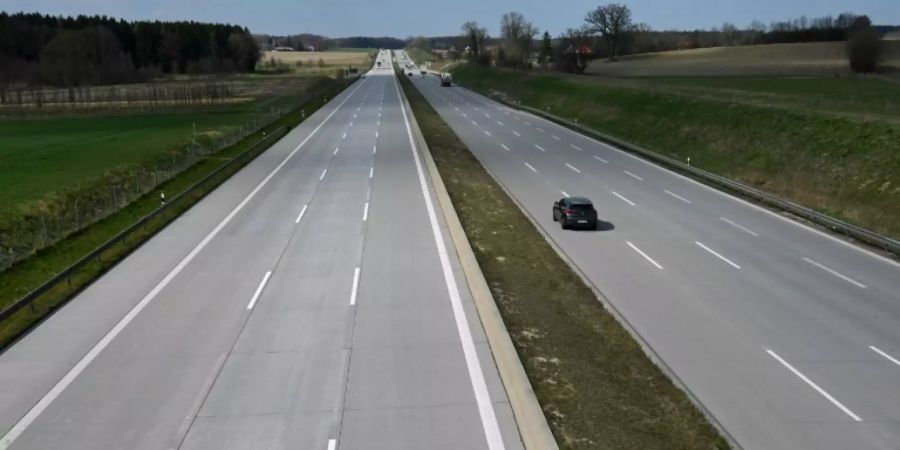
[664,190,692,204]
[524,162,537,173]
[246,270,273,310]
[295,204,308,224]
[766,349,862,422]
[802,258,867,288]
[565,163,581,173]
[500,144,510,151]
[719,217,759,237]
[623,170,644,181]
[0,76,369,449]
[394,74,504,450]
[612,191,635,206]
[870,346,900,367]
[320,169,327,180]
[626,241,663,270]
[362,202,369,221]
[695,241,741,269]
[349,267,361,305]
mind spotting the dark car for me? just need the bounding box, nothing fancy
[552,196,598,230]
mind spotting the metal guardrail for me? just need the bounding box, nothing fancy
[0,126,289,324]
[471,90,900,258]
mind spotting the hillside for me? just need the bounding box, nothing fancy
[587,41,900,77]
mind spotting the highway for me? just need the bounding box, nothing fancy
[0,51,522,450]
[402,50,900,450]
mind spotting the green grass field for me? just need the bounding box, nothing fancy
[452,64,900,240]
[0,110,255,215]
[587,41,900,77]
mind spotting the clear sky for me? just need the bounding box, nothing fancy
[4,0,898,36]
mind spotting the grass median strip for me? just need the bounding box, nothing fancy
[400,75,728,449]
[0,78,352,349]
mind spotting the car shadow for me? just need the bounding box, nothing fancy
[570,220,615,232]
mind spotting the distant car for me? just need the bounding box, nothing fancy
[440,73,452,86]
[552,196,598,230]
[407,71,414,76]
[420,69,427,75]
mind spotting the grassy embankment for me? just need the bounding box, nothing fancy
[0,76,352,348]
[452,64,900,240]
[399,70,728,449]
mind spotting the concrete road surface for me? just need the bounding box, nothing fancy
[0,51,521,450]
[402,50,900,450]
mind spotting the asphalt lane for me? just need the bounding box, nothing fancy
[0,52,521,450]
[406,51,900,450]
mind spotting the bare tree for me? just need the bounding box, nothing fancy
[499,12,539,68]
[584,3,632,61]
[461,21,488,58]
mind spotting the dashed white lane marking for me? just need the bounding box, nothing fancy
[246,271,273,310]
[664,190,692,204]
[471,120,478,126]
[295,204,308,224]
[362,202,369,221]
[552,135,561,141]
[766,349,862,422]
[342,133,347,139]
[513,131,521,137]
[369,167,374,178]
[612,191,635,206]
[593,155,608,163]
[696,241,741,269]
[462,112,468,117]
[719,217,759,237]
[349,267,361,305]
[373,145,377,155]
[375,131,379,138]
[561,191,570,198]
[570,144,583,151]
[802,258,867,288]
[537,127,545,133]
[483,113,491,118]
[534,144,546,152]
[500,144,510,151]
[870,346,900,367]
[623,170,644,181]
[524,121,532,126]
[497,121,504,126]
[524,162,538,173]
[0,79,376,417]
[319,169,327,180]
[484,130,492,137]
[327,439,337,450]
[565,163,581,173]
[333,147,340,156]
[627,241,663,270]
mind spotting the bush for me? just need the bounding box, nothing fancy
[847,28,881,73]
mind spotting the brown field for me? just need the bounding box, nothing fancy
[587,41,900,77]
[263,50,372,67]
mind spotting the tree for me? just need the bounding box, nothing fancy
[227,31,260,72]
[499,11,539,68]
[847,16,880,73]
[553,28,595,73]
[584,3,632,61]
[461,21,488,58]
[540,31,553,65]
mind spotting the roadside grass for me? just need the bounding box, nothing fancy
[0,78,351,348]
[400,70,728,449]
[452,64,900,240]
[263,50,373,69]
[586,41,900,77]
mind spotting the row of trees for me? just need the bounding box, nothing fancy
[255,33,406,51]
[0,12,260,87]
[454,6,885,74]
